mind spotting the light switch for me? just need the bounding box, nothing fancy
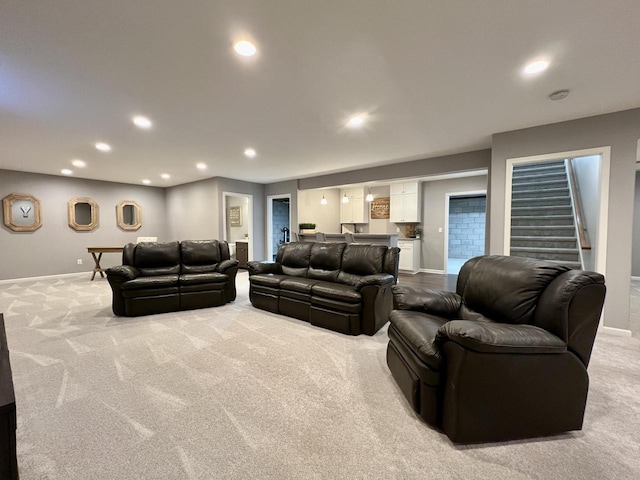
[438,227,443,233]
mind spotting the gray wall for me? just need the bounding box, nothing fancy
[165,176,265,261]
[0,169,167,281]
[632,170,640,277]
[490,108,640,331]
[421,175,488,271]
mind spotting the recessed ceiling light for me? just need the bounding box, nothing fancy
[161,173,170,179]
[95,142,111,152]
[233,40,257,57]
[132,115,152,129]
[346,115,366,129]
[61,169,73,175]
[71,159,86,168]
[523,59,550,76]
[142,179,151,185]
[244,148,256,158]
[196,162,207,171]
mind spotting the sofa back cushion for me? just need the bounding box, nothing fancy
[181,240,221,274]
[278,242,313,277]
[337,244,387,285]
[308,242,347,282]
[459,255,569,325]
[134,241,181,276]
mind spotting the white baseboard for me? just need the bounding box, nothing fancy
[0,271,90,285]
[632,276,640,281]
[420,268,445,274]
[601,326,632,337]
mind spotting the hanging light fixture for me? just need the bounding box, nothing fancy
[365,189,374,202]
[320,195,327,205]
[342,193,349,204]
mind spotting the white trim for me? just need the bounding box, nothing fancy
[266,193,292,261]
[0,271,89,284]
[444,190,487,274]
[601,326,632,337]
[631,276,640,281]
[222,191,254,261]
[419,268,445,274]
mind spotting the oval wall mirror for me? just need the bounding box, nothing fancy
[68,197,99,231]
[116,200,142,231]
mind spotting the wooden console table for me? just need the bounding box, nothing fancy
[87,246,124,280]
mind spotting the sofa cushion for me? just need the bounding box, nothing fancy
[389,310,448,371]
[311,282,361,303]
[461,255,570,325]
[181,240,221,274]
[280,243,313,277]
[134,242,181,276]
[308,242,346,282]
[337,244,387,285]
[121,274,179,290]
[280,277,321,293]
[179,272,228,286]
[249,274,289,288]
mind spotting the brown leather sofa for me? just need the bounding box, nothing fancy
[106,240,239,316]
[248,242,400,335]
[387,255,606,443]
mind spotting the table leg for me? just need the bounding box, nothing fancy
[90,252,104,281]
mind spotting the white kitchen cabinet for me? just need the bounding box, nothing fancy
[390,182,421,223]
[340,188,367,223]
[398,239,420,273]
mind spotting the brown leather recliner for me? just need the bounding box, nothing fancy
[387,255,606,443]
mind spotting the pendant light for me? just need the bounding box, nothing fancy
[320,195,327,205]
[365,189,374,202]
[342,193,349,203]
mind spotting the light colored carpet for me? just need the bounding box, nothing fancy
[1,271,640,479]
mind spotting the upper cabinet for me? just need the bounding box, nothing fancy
[340,188,368,224]
[390,181,421,223]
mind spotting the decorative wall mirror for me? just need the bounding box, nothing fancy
[68,197,99,231]
[2,193,42,232]
[116,200,142,231]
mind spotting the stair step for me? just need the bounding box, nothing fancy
[510,247,580,262]
[546,259,583,270]
[512,196,571,207]
[512,187,569,199]
[512,172,567,183]
[511,226,576,236]
[512,179,568,191]
[513,162,565,174]
[511,215,575,226]
[512,205,572,216]
[511,236,577,248]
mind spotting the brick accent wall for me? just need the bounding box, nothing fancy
[448,196,486,259]
[271,199,290,259]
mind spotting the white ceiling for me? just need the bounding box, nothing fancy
[1,0,639,187]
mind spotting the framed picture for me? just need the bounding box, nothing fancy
[371,197,390,219]
[2,193,43,232]
[228,206,242,227]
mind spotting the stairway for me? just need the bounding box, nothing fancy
[510,161,582,269]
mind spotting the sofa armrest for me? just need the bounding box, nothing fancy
[217,259,239,273]
[247,261,282,276]
[436,320,567,354]
[355,273,395,291]
[391,285,461,318]
[106,265,140,282]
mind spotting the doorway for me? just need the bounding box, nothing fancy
[267,194,291,261]
[445,191,487,274]
[222,192,253,264]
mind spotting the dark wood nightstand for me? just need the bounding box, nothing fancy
[236,241,248,268]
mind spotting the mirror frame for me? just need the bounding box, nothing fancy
[2,193,43,232]
[68,197,99,231]
[116,200,142,231]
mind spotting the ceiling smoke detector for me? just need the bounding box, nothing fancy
[549,90,570,101]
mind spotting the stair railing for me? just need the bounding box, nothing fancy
[565,159,591,250]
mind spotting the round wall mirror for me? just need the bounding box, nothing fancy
[116,200,142,231]
[68,197,99,231]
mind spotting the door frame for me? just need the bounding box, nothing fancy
[444,190,487,274]
[222,191,254,261]
[503,146,610,276]
[266,193,291,261]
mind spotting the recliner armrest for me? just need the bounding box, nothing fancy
[216,259,239,273]
[106,265,140,282]
[355,273,395,291]
[392,285,461,318]
[436,320,567,354]
[247,261,282,276]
